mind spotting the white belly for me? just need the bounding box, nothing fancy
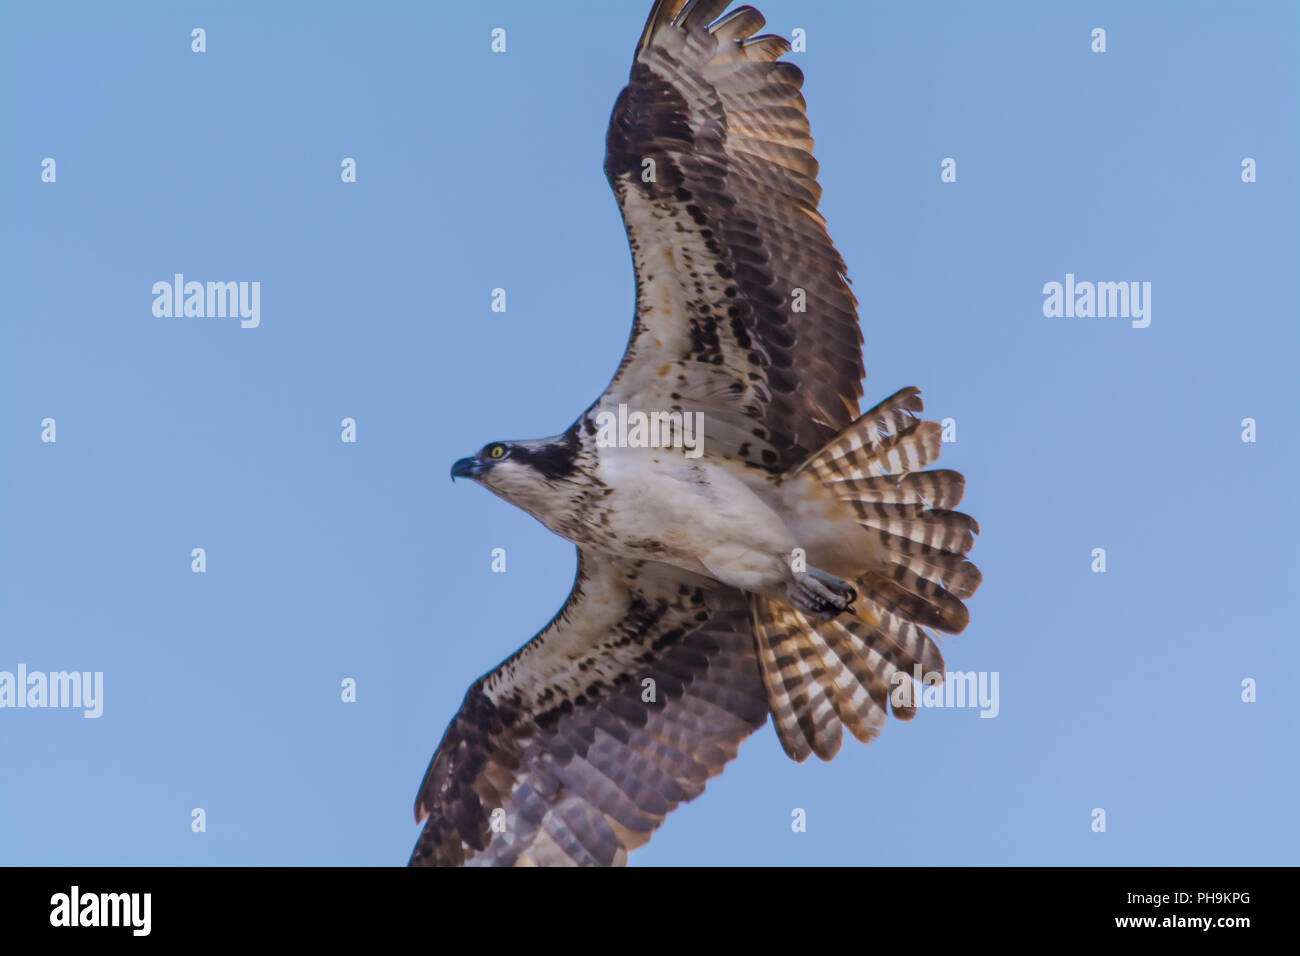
[594,447,798,590]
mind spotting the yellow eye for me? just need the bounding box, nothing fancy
[488,444,507,459]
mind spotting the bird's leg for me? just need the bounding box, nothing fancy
[787,568,857,621]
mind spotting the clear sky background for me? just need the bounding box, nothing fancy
[2,0,1296,866]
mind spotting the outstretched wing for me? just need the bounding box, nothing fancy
[599,0,864,473]
[409,553,767,866]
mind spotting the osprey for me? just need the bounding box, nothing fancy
[411,0,981,866]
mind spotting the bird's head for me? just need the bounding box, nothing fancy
[450,431,583,517]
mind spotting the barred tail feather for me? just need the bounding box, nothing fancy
[750,594,944,760]
[801,386,981,633]
[750,386,982,762]
[793,386,938,483]
[750,597,841,761]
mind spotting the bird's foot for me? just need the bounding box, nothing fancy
[789,569,857,621]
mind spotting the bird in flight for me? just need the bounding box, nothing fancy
[410,0,981,866]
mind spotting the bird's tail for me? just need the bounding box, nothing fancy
[750,387,982,761]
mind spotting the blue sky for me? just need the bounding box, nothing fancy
[2,0,1296,866]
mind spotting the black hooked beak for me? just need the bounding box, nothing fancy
[450,456,480,481]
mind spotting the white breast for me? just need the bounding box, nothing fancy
[592,446,798,589]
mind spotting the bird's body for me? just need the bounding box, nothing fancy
[587,449,799,587]
[506,430,877,599]
[411,0,981,866]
